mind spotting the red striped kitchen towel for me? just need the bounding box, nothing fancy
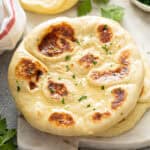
[0,0,26,54]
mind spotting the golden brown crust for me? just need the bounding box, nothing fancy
[48,112,75,126]
[48,79,68,97]
[78,54,99,68]
[111,88,127,109]
[119,50,130,65]
[90,66,129,81]
[15,58,47,89]
[38,22,76,57]
[92,112,111,122]
[90,50,130,82]
[97,24,113,43]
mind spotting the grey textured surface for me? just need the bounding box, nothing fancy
[0,50,17,129]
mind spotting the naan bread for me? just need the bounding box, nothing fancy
[97,54,150,137]
[8,16,144,136]
[99,103,150,137]
[19,0,78,14]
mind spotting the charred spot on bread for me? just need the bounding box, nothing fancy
[90,50,130,82]
[48,80,68,97]
[78,54,99,68]
[15,58,46,80]
[29,81,37,90]
[92,112,111,121]
[15,58,47,90]
[97,24,113,43]
[119,50,130,65]
[49,112,75,126]
[38,22,76,57]
[111,88,127,109]
[90,65,129,82]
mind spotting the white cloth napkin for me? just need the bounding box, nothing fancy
[0,0,26,54]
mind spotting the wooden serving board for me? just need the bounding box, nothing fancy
[17,0,150,149]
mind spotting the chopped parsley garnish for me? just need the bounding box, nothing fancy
[94,0,109,4]
[72,74,76,79]
[58,77,62,80]
[77,0,92,16]
[75,83,78,86]
[16,80,21,92]
[66,65,70,72]
[65,55,71,61]
[0,116,17,150]
[103,24,108,30]
[108,51,112,55]
[92,61,97,65]
[75,39,81,45]
[93,108,96,111]
[101,85,105,90]
[61,98,65,104]
[102,44,109,53]
[17,86,20,92]
[86,104,91,108]
[78,95,87,102]
[49,87,55,94]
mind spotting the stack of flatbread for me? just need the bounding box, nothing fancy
[8,16,150,137]
[19,0,78,14]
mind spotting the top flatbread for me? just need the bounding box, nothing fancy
[8,16,144,136]
[99,54,150,137]
[19,0,78,14]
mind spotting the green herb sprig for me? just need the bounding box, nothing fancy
[77,0,124,22]
[78,96,87,102]
[0,116,17,150]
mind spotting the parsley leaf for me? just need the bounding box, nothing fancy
[102,44,109,53]
[78,96,87,102]
[61,98,65,104]
[0,118,7,135]
[72,74,76,79]
[16,80,21,92]
[75,39,81,45]
[0,116,16,150]
[49,87,55,94]
[101,85,105,90]
[92,61,97,65]
[94,0,109,4]
[101,5,124,22]
[77,0,92,16]
[86,104,91,108]
[0,130,16,146]
[0,140,16,150]
[65,55,71,61]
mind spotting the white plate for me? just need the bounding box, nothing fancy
[18,0,150,149]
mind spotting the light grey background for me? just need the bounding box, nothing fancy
[0,50,17,129]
